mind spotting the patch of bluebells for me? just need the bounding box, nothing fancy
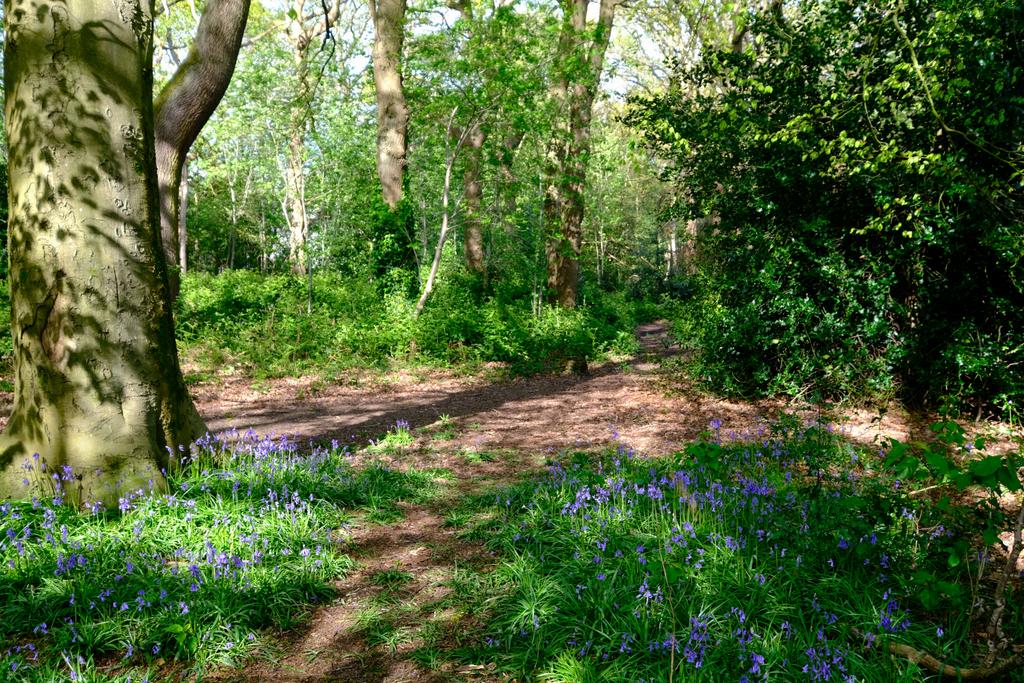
[0,430,356,678]
[481,418,969,680]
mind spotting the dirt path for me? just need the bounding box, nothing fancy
[192,321,929,458]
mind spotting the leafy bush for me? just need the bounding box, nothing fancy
[176,271,654,377]
[628,0,1024,413]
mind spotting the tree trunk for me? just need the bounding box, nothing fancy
[179,157,190,276]
[447,0,486,276]
[462,122,486,274]
[1,0,206,506]
[416,109,467,315]
[283,0,341,275]
[542,1,575,307]
[497,130,525,234]
[369,0,409,209]
[155,0,252,298]
[544,0,619,308]
[285,57,309,275]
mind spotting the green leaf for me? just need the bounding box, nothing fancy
[951,472,973,490]
[924,449,949,475]
[664,563,685,584]
[969,456,1002,478]
[884,442,909,468]
[997,465,1022,492]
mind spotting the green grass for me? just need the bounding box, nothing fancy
[0,432,439,681]
[3,415,1020,682]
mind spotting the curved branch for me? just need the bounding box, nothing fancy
[154,0,252,294]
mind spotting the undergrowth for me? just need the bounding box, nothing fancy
[2,418,1021,682]
[175,271,652,379]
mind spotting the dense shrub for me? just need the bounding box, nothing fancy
[628,0,1024,414]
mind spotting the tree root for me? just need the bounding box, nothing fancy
[852,628,1024,680]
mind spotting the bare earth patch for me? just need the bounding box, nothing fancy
[188,322,966,459]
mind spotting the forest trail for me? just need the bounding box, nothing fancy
[198,321,941,683]
[193,320,925,459]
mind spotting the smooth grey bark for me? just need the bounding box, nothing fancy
[543,0,620,308]
[368,0,409,209]
[155,0,252,298]
[1,0,206,506]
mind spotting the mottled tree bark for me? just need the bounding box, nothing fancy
[0,0,206,506]
[369,0,409,209]
[544,0,619,308]
[155,0,252,297]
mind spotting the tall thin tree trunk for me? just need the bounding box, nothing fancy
[543,0,582,308]
[462,122,486,274]
[544,0,620,308]
[228,183,238,270]
[447,0,486,276]
[369,0,409,209]
[155,0,252,298]
[416,109,468,315]
[260,212,268,273]
[1,0,206,505]
[286,64,309,275]
[283,0,340,275]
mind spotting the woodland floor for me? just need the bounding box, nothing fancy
[1,323,1017,682]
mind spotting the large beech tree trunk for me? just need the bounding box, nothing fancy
[0,0,206,506]
[369,0,409,209]
[544,0,619,308]
[154,0,252,298]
